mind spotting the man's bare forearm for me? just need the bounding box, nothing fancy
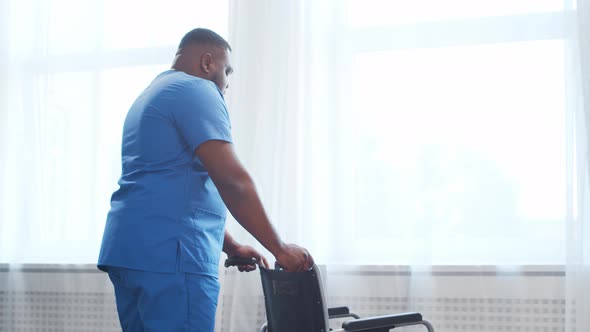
[217,175,285,256]
[194,140,288,261]
[222,231,240,256]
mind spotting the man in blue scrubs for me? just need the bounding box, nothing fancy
[98,28,314,332]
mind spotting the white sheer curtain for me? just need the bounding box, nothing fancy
[565,0,590,331]
[1,0,588,331]
[0,0,229,263]
[0,1,230,330]
[225,0,574,267]
[219,0,589,331]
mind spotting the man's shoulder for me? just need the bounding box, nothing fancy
[163,71,218,94]
[147,71,225,111]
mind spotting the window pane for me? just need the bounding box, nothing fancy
[347,0,566,27]
[47,0,100,55]
[346,40,566,264]
[21,71,98,262]
[102,0,229,49]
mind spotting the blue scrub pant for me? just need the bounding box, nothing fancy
[107,267,220,332]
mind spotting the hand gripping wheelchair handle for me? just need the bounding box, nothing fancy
[224,257,260,268]
[224,257,287,271]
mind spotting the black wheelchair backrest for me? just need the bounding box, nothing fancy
[259,264,330,332]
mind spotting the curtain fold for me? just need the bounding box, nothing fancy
[217,2,311,330]
[565,0,590,330]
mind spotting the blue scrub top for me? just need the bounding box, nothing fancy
[98,70,232,276]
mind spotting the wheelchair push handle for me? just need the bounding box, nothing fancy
[225,256,309,273]
[224,257,286,271]
[224,256,260,269]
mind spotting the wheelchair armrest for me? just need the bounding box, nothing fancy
[342,312,423,331]
[328,306,350,316]
[329,306,361,319]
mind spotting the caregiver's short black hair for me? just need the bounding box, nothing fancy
[178,28,232,51]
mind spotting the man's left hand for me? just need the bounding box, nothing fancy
[227,245,269,272]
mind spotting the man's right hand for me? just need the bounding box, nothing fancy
[275,244,314,272]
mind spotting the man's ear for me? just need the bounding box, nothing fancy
[200,53,213,73]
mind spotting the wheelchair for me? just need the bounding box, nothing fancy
[225,257,435,332]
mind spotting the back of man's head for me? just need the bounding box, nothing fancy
[178,28,231,52]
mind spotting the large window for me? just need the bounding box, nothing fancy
[1,0,573,266]
[321,0,570,265]
[1,0,228,263]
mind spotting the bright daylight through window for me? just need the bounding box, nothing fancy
[334,0,568,265]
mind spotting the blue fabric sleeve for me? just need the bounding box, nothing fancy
[172,80,233,152]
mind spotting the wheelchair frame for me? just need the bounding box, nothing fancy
[225,257,434,332]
